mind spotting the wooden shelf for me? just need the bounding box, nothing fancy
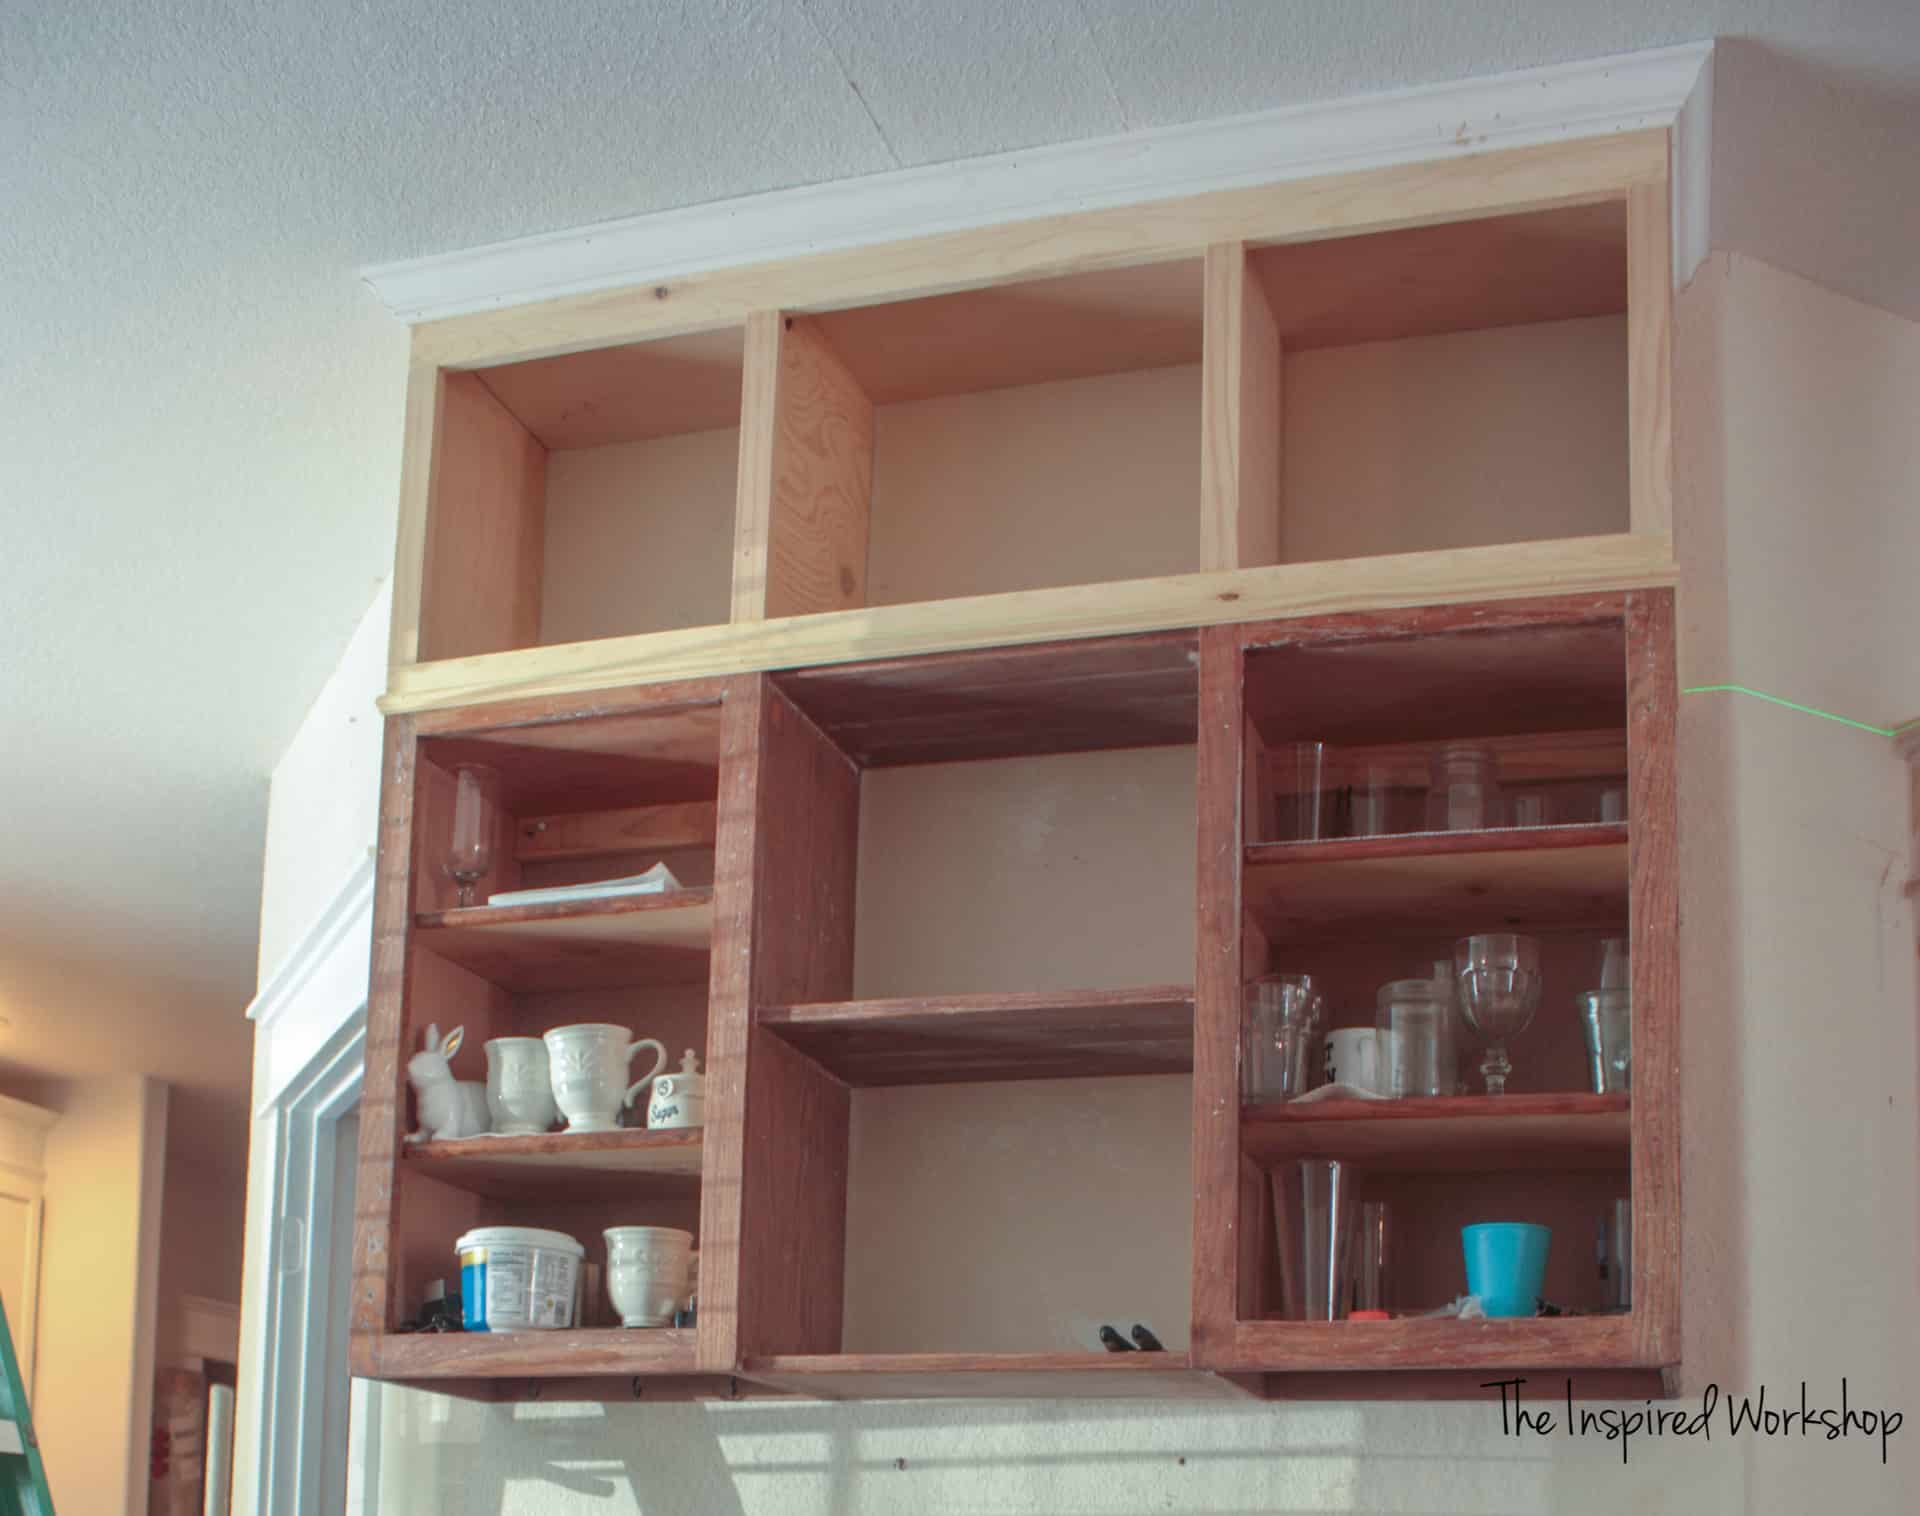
[1241,1092,1629,1171]
[404,1128,704,1199]
[760,985,1194,1084]
[1243,823,1628,939]
[1220,1313,1637,1374]
[1242,614,1628,748]
[1247,201,1626,351]
[413,890,713,991]
[774,629,1198,767]
[371,1326,696,1381]
[813,258,1203,405]
[741,1352,1242,1401]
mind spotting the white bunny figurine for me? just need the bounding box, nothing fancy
[406,1023,491,1143]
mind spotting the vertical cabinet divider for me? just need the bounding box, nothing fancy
[1201,243,1283,572]
[732,312,875,623]
[1626,180,1674,540]
[1191,625,1250,1357]
[726,679,860,1361]
[1624,588,1680,1365]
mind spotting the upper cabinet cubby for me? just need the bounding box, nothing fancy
[792,260,1206,608]
[1239,202,1631,565]
[416,328,747,661]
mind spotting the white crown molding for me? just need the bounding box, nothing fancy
[1672,44,1714,286]
[246,854,374,1032]
[364,41,1713,324]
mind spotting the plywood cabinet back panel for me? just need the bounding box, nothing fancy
[852,746,1197,999]
[538,428,738,645]
[842,1074,1193,1354]
[865,366,1202,606]
[1284,317,1628,564]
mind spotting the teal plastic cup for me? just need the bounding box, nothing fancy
[1462,1223,1550,1317]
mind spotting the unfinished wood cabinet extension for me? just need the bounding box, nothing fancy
[382,130,1675,713]
[355,130,1686,1401]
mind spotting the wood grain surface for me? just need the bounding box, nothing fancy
[761,985,1195,1085]
[775,629,1198,766]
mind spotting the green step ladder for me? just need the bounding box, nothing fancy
[0,1297,52,1515]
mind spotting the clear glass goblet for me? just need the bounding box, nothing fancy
[445,763,500,907]
[1453,933,1543,1096]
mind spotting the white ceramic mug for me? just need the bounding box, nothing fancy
[1324,1027,1385,1094]
[484,1037,558,1135]
[604,1226,694,1328]
[542,1026,667,1134]
[644,1050,705,1130]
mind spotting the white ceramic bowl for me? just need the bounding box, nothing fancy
[603,1226,693,1327]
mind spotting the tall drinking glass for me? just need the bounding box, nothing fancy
[1353,1200,1391,1314]
[1244,974,1323,1101]
[1271,1158,1359,1321]
[1268,742,1328,842]
[1578,989,1632,1093]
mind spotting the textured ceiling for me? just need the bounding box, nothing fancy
[4,1,1919,1161]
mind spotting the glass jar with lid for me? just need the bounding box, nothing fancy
[1375,978,1456,1097]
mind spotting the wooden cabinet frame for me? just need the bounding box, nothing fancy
[352,130,1687,1402]
[351,594,1680,1400]
[1190,591,1679,1398]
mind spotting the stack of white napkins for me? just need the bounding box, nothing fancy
[487,862,684,908]
[1290,1082,1391,1103]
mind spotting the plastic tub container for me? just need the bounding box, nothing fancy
[456,1226,584,1332]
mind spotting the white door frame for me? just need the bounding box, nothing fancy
[249,1008,376,1515]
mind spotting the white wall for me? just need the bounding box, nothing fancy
[1674,251,1920,1510]
[35,1074,169,1516]
[233,579,395,1513]
[155,1137,247,1361]
[257,579,393,987]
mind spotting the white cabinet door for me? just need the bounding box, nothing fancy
[0,1183,43,1394]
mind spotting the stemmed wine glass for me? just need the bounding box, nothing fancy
[1454,933,1543,1095]
[445,764,500,907]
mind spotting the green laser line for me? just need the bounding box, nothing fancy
[1681,684,1900,737]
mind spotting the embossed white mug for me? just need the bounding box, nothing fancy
[542,1025,667,1134]
[484,1037,558,1135]
[604,1226,694,1328]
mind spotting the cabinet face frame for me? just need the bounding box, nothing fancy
[1188,590,1680,1395]
[383,131,1675,716]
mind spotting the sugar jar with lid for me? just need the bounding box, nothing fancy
[645,1050,705,1130]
